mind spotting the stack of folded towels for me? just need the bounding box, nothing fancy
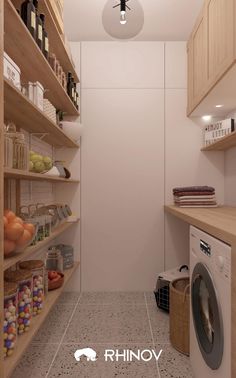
[173,186,217,208]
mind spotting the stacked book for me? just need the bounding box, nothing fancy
[173,186,217,208]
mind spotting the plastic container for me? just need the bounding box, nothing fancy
[170,277,190,355]
[5,269,33,334]
[4,282,18,358]
[4,52,21,89]
[19,260,45,316]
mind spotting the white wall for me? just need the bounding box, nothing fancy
[70,41,225,291]
[164,42,225,269]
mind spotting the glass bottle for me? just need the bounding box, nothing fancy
[33,0,43,51]
[21,0,36,40]
[40,14,49,60]
[67,72,73,99]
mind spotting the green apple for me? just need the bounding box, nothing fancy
[29,161,34,171]
[31,154,43,163]
[34,161,45,173]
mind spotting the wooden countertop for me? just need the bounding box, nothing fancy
[164,205,236,245]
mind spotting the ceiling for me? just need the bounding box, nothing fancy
[64,0,204,41]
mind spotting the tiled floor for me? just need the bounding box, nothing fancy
[11,292,194,378]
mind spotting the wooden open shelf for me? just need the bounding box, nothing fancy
[4,79,79,148]
[11,0,79,82]
[4,0,79,116]
[201,131,236,151]
[4,167,80,184]
[39,0,79,82]
[4,261,80,377]
[3,221,79,271]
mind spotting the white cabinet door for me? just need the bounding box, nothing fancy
[81,88,164,291]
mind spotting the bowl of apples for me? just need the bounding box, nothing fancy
[48,271,64,291]
[4,209,38,257]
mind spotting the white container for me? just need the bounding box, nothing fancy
[60,121,83,142]
[4,52,21,89]
[28,82,44,111]
[34,82,44,111]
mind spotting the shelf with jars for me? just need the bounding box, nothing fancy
[3,261,80,377]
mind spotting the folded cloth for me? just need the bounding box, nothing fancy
[173,186,215,194]
[175,201,217,206]
[174,195,216,201]
[176,204,218,208]
[174,191,215,197]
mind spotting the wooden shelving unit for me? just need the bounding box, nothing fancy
[3,221,79,271]
[39,0,79,82]
[4,168,80,183]
[201,131,236,151]
[4,0,79,116]
[1,1,81,376]
[4,79,79,148]
[12,0,79,82]
[4,262,80,378]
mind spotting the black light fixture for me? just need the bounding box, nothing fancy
[113,0,131,25]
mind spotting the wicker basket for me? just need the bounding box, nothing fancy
[170,277,190,355]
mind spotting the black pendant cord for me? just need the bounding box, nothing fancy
[113,0,131,11]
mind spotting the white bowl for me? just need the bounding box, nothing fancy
[60,121,83,142]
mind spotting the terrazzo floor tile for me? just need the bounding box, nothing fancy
[144,291,157,305]
[57,291,81,304]
[64,304,152,344]
[157,344,194,378]
[11,343,57,378]
[147,305,170,343]
[79,292,146,305]
[32,304,75,343]
[47,343,160,378]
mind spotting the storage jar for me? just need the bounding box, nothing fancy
[46,246,63,272]
[4,282,18,358]
[55,244,74,270]
[5,269,33,334]
[19,260,45,316]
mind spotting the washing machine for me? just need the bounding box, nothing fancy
[190,226,231,378]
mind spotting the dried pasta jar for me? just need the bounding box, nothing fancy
[4,282,18,358]
[4,269,33,334]
[19,260,44,316]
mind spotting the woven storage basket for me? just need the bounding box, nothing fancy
[170,277,190,355]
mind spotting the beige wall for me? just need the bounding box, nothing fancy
[70,41,225,291]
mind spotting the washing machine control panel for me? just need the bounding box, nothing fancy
[200,239,211,256]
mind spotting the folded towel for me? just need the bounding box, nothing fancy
[174,195,216,201]
[174,191,215,197]
[173,186,215,194]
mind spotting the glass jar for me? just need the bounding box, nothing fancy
[6,122,29,171]
[4,282,18,358]
[4,269,33,334]
[4,126,13,168]
[46,247,63,272]
[19,260,44,316]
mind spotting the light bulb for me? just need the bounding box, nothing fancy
[120,10,126,24]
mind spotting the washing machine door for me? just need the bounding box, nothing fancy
[191,262,223,370]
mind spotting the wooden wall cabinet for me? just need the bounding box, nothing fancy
[187,0,235,115]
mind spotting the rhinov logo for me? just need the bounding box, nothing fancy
[74,347,163,363]
[74,348,97,362]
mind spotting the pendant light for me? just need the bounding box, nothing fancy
[113,0,131,25]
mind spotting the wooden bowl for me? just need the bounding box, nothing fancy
[48,272,64,291]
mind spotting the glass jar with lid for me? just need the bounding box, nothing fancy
[46,246,63,273]
[19,260,44,316]
[4,124,13,169]
[6,122,29,170]
[4,269,33,334]
[4,282,18,358]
